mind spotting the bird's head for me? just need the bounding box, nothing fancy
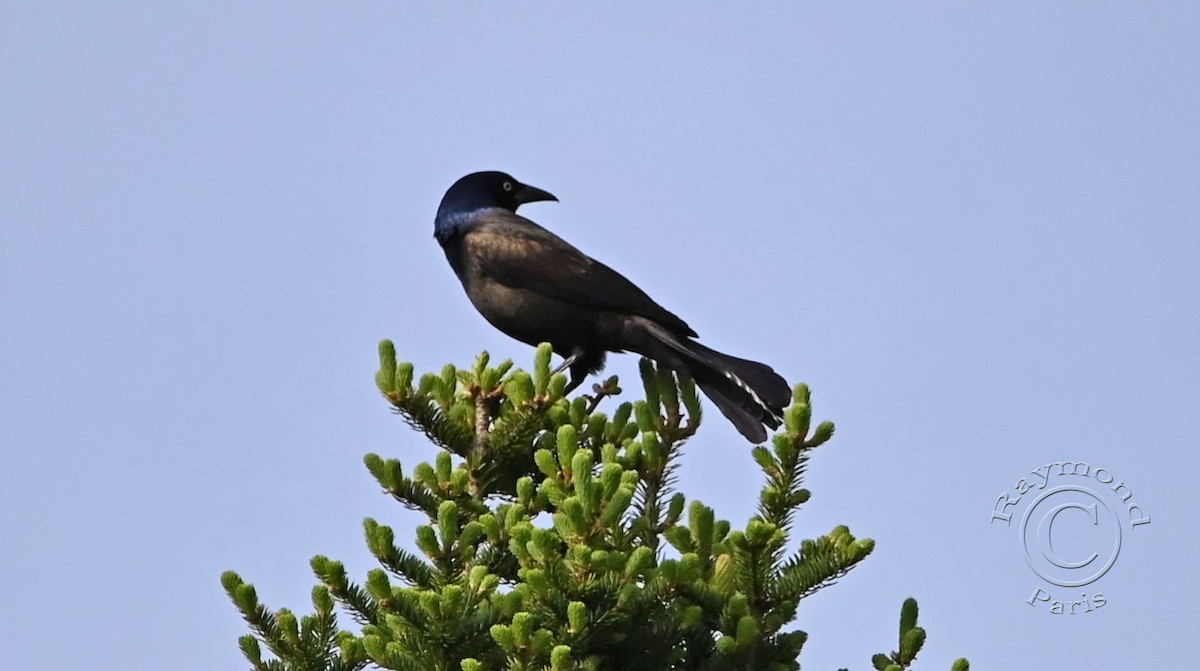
[435,171,557,232]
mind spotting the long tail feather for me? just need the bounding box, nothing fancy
[682,340,792,414]
[641,325,790,442]
[695,377,774,443]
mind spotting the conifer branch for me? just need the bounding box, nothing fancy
[223,342,969,671]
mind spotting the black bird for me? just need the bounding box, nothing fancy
[433,171,791,443]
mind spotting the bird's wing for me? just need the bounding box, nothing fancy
[464,213,697,336]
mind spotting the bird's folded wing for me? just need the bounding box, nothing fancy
[465,214,696,337]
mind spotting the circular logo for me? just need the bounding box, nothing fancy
[1019,485,1121,587]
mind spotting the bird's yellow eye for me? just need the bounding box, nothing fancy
[502,181,514,192]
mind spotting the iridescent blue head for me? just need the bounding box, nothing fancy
[434,171,558,239]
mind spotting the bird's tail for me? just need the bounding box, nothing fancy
[644,327,791,443]
[683,340,792,443]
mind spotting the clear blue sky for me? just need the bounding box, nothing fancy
[2,3,1195,669]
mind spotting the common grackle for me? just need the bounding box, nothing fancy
[433,171,791,443]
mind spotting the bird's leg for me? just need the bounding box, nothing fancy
[550,352,578,376]
[554,352,588,393]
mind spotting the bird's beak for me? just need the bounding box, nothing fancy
[515,183,558,205]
